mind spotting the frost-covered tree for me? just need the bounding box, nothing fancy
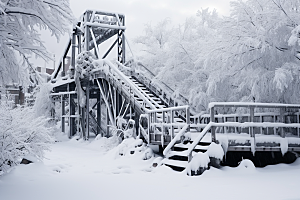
[135,9,220,111]
[0,0,75,85]
[134,18,173,75]
[136,0,300,112]
[204,0,300,104]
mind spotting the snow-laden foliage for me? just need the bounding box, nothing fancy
[0,104,54,175]
[0,0,75,85]
[135,1,300,112]
[33,83,54,117]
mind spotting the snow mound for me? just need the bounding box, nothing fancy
[187,152,210,171]
[206,142,224,159]
[238,159,256,170]
[117,138,153,160]
[89,135,120,152]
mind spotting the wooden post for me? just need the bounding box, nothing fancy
[86,82,90,140]
[84,11,90,51]
[69,95,76,138]
[280,107,285,138]
[186,107,190,132]
[250,107,254,138]
[97,90,101,136]
[61,95,65,133]
[297,111,299,138]
[81,107,85,139]
[71,33,76,78]
[171,110,174,139]
[210,106,216,142]
[106,107,109,137]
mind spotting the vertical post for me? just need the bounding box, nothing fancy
[106,107,109,137]
[61,95,65,133]
[260,115,263,134]
[86,83,90,140]
[113,87,116,120]
[186,107,190,132]
[97,90,101,136]
[78,35,81,53]
[162,111,165,136]
[297,111,299,138]
[81,107,85,139]
[250,107,254,138]
[122,16,126,63]
[71,33,76,78]
[280,107,285,138]
[69,95,75,138]
[210,106,216,142]
[171,110,174,139]
[84,11,90,51]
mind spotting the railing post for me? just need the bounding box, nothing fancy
[171,110,174,139]
[250,107,254,138]
[210,106,216,142]
[280,107,285,138]
[297,111,299,138]
[162,111,165,135]
[186,107,190,132]
[61,95,65,133]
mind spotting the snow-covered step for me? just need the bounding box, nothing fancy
[162,158,188,169]
[166,150,188,158]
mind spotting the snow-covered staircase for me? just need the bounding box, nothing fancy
[163,140,211,172]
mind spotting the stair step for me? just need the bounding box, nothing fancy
[166,150,188,157]
[163,159,187,171]
[174,143,210,152]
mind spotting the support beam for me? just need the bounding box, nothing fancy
[86,82,90,140]
[61,95,65,133]
[211,106,216,142]
[97,90,101,136]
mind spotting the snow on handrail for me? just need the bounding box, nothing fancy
[110,60,163,109]
[102,59,156,110]
[145,105,189,114]
[186,123,212,157]
[209,102,300,109]
[163,124,189,156]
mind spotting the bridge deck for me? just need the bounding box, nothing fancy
[188,132,300,152]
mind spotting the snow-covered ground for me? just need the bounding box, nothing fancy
[0,135,300,200]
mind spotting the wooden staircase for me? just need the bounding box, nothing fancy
[163,139,211,172]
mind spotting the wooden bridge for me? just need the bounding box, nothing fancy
[49,10,300,172]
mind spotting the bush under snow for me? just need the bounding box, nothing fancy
[0,104,54,175]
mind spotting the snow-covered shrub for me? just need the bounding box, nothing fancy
[33,83,54,117]
[0,104,54,175]
[186,152,210,176]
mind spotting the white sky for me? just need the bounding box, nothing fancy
[36,0,231,68]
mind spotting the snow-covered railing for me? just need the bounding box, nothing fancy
[163,124,189,156]
[145,105,190,145]
[92,59,157,111]
[209,102,300,141]
[125,59,194,115]
[186,121,300,162]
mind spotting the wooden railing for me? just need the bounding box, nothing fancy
[141,105,190,146]
[209,102,300,141]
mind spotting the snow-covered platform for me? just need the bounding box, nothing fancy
[189,132,300,153]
